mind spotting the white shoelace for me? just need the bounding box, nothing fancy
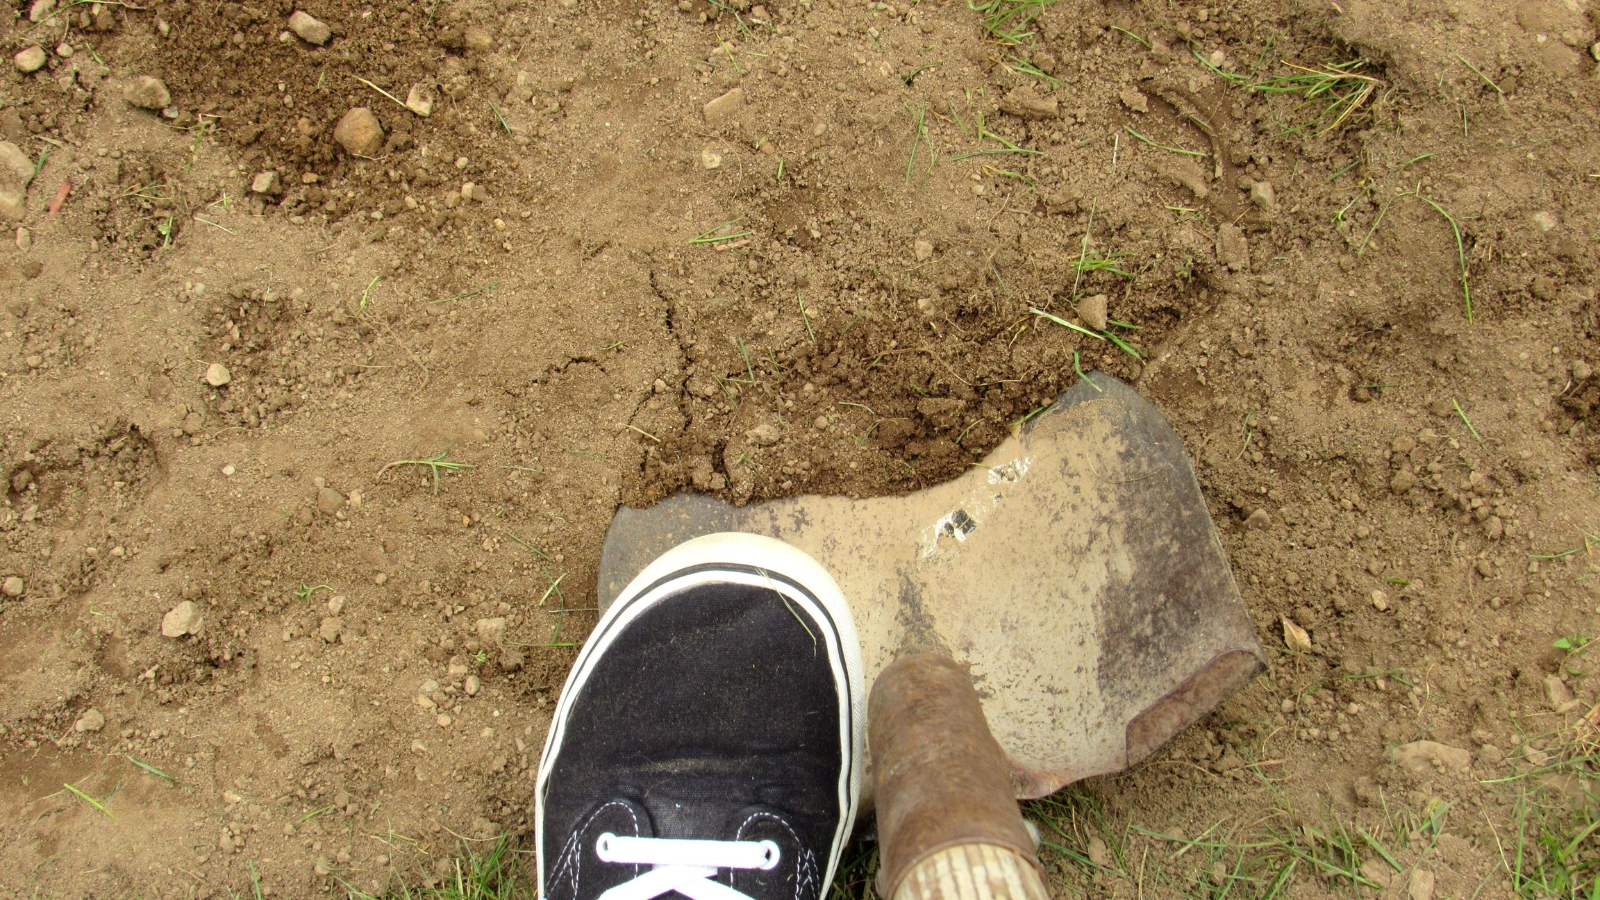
[595,833,781,900]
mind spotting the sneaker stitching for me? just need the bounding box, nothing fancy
[735,812,817,900]
[550,800,642,900]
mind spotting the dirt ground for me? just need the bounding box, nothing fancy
[2,0,1600,895]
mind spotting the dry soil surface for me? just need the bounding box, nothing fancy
[2,0,1600,896]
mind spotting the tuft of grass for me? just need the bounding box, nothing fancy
[431,280,503,306]
[488,100,513,136]
[1029,307,1142,360]
[689,219,754,245]
[64,782,112,818]
[967,0,1056,45]
[341,834,530,900]
[1195,51,1382,135]
[1074,350,1103,393]
[1420,197,1472,323]
[1070,252,1134,278]
[1124,124,1207,158]
[904,103,932,185]
[1452,398,1484,443]
[1107,25,1150,49]
[1453,52,1504,93]
[378,450,476,495]
[827,840,879,900]
[946,108,1044,161]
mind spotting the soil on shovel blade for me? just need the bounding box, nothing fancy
[2,0,1599,896]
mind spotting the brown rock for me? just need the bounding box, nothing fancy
[319,616,343,642]
[74,708,105,732]
[463,26,494,53]
[287,10,332,45]
[251,171,282,195]
[123,75,171,110]
[1076,294,1108,331]
[1408,869,1435,900]
[1244,508,1272,530]
[316,487,345,515]
[1393,740,1471,775]
[0,142,34,187]
[998,85,1058,119]
[13,46,46,74]
[162,600,203,637]
[333,108,384,157]
[1215,223,1249,272]
[702,88,745,125]
[1118,88,1148,113]
[1389,469,1417,494]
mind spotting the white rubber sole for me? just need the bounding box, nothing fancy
[535,532,866,899]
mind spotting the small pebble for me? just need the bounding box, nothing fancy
[221,464,236,476]
[1371,589,1390,611]
[436,714,452,728]
[251,171,282,195]
[333,108,384,156]
[162,600,203,637]
[13,46,46,74]
[465,674,480,696]
[406,83,435,117]
[74,708,104,732]
[1,575,22,597]
[316,487,345,515]
[287,10,332,45]
[205,362,232,387]
[913,239,933,261]
[813,416,829,430]
[1243,508,1272,530]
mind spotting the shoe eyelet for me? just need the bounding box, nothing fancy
[596,833,617,861]
[757,840,781,870]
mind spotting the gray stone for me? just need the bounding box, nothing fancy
[13,46,46,74]
[287,10,331,45]
[162,600,203,637]
[123,75,172,110]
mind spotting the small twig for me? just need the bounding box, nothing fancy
[624,424,661,443]
[352,76,409,111]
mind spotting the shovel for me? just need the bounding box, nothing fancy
[597,373,1264,800]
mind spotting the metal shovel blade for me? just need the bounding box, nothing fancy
[598,374,1264,798]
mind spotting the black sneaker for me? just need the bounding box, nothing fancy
[536,533,865,900]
